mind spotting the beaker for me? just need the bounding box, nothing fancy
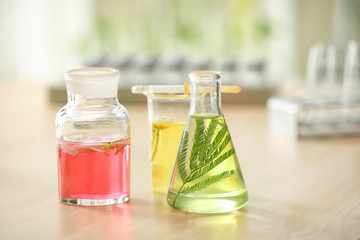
[166,71,248,213]
[131,85,190,193]
[56,68,131,206]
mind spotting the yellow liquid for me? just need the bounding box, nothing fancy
[151,122,185,193]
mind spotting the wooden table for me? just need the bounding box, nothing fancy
[0,84,359,239]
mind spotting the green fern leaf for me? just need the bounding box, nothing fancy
[181,170,235,194]
[189,118,205,170]
[206,135,231,164]
[178,131,189,181]
[206,124,228,158]
[197,118,218,166]
[185,148,235,182]
[171,115,238,207]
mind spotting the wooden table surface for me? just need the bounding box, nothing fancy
[0,84,359,240]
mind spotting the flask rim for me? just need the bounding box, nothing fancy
[189,70,222,81]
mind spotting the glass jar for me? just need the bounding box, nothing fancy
[56,68,130,206]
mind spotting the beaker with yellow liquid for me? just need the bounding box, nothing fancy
[131,85,190,193]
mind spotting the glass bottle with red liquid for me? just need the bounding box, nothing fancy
[56,68,130,206]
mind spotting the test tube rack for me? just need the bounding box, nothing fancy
[267,96,360,137]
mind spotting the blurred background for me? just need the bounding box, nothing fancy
[0,0,359,102]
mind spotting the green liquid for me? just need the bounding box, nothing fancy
[167,114,248,213]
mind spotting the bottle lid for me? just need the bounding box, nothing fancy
[65,67,120,98]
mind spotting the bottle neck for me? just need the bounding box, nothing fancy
[67,92,119,109]
[189,71,222,116]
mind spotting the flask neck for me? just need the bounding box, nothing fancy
[189,71,222,116]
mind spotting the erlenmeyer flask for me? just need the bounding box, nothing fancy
[167,70,248,213]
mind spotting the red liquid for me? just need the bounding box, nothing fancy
[57,138,130,201]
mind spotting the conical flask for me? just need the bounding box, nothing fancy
[166,70,248,213]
